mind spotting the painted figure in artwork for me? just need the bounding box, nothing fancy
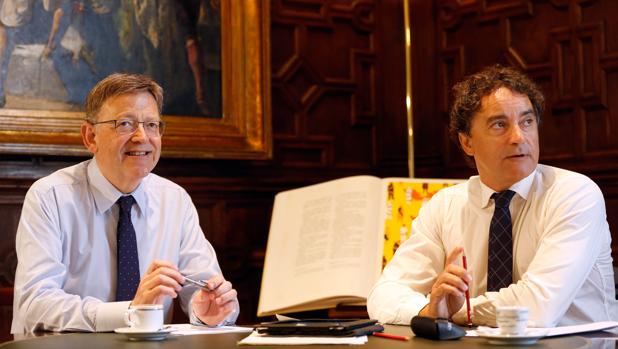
[0,0,221,117]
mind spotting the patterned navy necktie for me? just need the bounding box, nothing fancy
[487,190,516,292]
[116,195,140,301]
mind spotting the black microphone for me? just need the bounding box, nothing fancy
[410,316,466,340]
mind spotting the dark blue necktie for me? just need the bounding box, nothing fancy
[487,190,516,292]
[116,195,140,301]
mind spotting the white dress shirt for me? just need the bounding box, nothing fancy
[368,164,617,327]
[12,159,239,333]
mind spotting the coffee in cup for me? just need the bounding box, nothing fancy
[496,306,529,336]
[124,304,164,332]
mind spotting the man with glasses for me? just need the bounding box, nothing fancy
[11,73,239,333]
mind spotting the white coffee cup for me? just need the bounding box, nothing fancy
[496,306,529,335]
[124,304,164,332]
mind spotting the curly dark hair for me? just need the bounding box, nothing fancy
[449,65,544,164]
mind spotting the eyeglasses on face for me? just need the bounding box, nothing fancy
[90,119,166,136]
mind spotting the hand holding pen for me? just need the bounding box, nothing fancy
[131,260,186,305]
[419,247,471,320]
[129,260,238,326]
[189,274,239,326]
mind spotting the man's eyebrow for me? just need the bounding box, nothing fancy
[520,108,535,117]
[485,109,535,123]
[486,115,506,124]
[114,112,137,119]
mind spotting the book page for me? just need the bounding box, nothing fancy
[258,176,382,316]
[379,178,465,266]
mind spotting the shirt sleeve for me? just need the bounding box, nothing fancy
[174,191,240,325]
[482,176,610,327]
[367,192,446,325]
[12,186,126,333]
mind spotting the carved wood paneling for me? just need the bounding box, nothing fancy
[0,189,28,288]
[0,287,13,343]
[271,0,380,169]
[0,186,26,343]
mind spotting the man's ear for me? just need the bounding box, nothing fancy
[81,122,98,154]
[458,132,474,157]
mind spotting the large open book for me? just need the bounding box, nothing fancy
[257,175,465,317]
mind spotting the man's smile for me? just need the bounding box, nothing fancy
[125,151,151,156]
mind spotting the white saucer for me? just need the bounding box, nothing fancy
[476,327,549,345]
[114,327,174,341]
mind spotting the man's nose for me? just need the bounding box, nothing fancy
[509,124,524,143]
[131,123,148,142]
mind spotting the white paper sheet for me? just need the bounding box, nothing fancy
[238,331,368,345]
[466,321,618,337]
[166,324,253,336]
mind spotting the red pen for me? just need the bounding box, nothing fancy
[462,254,472,327]
[372,332,410,341]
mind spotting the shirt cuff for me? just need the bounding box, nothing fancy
[190,314,236,327]
[474,294,497,326]
[451,296,496,326]
[94,301,131,332]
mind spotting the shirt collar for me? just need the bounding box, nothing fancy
[87,158,147,214]
[479,167,537,208]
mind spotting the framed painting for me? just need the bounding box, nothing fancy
[0,0,271,159]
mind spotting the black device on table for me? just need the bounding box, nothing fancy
[255,319,384,337]
[410,316,466,340]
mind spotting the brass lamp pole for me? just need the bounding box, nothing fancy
[403,0,414,177]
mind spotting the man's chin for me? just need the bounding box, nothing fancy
[508,164,536,181]
[138,166,153,177]
[125,165,153,180]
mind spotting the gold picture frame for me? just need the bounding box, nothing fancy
[0,0,272,160]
